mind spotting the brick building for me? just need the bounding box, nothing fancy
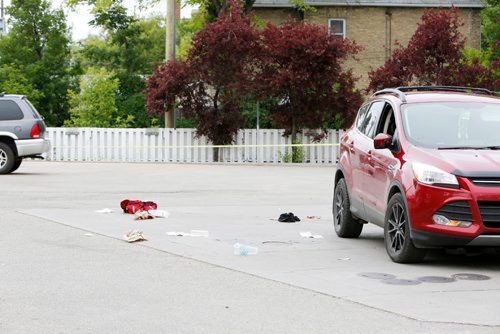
[252,0,484,89]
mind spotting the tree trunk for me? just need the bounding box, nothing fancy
[291,119,297,144]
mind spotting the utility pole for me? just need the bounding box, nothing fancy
[165,0,176,128]
[0,0,5,37]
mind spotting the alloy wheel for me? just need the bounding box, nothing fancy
[334,191,344,227]
[0,149,6,168]
[387,203,406,253]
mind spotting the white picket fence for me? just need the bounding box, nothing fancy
[45,128,343,164]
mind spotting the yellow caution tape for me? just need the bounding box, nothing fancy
[51,143,340,149]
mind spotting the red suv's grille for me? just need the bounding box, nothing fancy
[469,178,500,187]
[478,202,500,228]
[435,201,472,222]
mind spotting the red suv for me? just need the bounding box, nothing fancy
[333,86,500,263]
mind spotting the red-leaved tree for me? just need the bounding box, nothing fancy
[146,1,262,161]
[368,7,498,92]
[259,19,362,142]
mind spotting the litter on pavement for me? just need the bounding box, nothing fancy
[233,243,258,256]
[149,209,170,218]
[119,199,167,221]
[120,199,158,214]
[299,231,324,239]
[166,230,209,237]
[124,229,148,243]
[134,210,154,220]
[306,216,321,220]
[278,212,301,223]
[96,208,114,214]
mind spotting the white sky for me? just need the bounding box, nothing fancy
[3,0,196,41]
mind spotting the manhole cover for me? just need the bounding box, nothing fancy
[451,273,491,281]
[381,278,422,286]
[358,272,396,280]
[417,276,456,283]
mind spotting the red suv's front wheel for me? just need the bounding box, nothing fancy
[384,193,427,263]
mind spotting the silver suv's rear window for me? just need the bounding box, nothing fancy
[402,102,500,148]
[23,98,42,119]
[0,100,24,121]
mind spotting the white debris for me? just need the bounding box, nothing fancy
[167,232,190,236]
[190,230,209,237]
[166,230,209,237]
[96,208,113,213]
[149,209,170,218]
[299,231,324,239]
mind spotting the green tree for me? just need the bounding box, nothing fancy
[73,13,166,127]
[186,0,254,21]
[0,65,43,106]
[79,0,165,75]
[65,68,133,127]
[482,0,500,62]
[0,0,73,126]
[176,11,205,60]
[74,36,117,70]
[115,72,158,127]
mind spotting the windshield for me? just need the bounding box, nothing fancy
[401,102,500,149]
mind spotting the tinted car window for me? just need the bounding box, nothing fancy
[0,100,24,121]
[359,101,385,138]
[355,104,370,131]
[24,98,42,119]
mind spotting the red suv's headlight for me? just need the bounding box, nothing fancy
[412,162,459,188]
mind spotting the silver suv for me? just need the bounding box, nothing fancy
[0,94,50,174]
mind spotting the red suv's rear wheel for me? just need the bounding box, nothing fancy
[333,178,363,238]
[384,193,426,263]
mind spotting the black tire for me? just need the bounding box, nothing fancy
[0,142,15,175]
[384,193,427,263]
[333,178,363,238]
[10,159,22,173]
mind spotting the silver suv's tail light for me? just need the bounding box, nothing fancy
[30,124,41,139]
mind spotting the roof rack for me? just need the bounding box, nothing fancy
[371,88,407,103]
[396,86,498,96]
[372,86,499,102]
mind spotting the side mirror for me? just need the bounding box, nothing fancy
[374,133,393,149]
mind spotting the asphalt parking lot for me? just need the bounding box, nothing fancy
[1,161,499,333]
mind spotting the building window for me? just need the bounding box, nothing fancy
[328,19,346,38]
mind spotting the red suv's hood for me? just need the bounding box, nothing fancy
[410,147,500,176]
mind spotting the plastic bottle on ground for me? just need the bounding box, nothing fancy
[233,243,258,256]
